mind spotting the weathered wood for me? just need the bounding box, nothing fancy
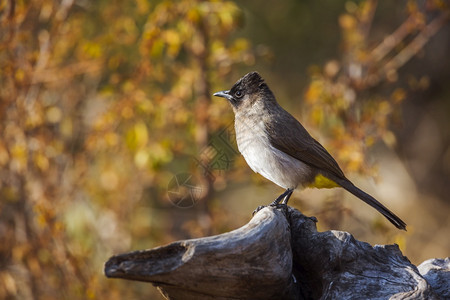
[105,207,298,299]
[287,209,439,299]
[104,206,449,299]
[417,257,450,299]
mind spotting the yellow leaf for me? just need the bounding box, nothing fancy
[150,39,165,58]
[382,131,397,147]
[15,69,25,82]
[11,144,27,171]
[46,106,62,123]
[134,149,149,169]
[105,132,118,146]
[339,14,356,29]
[164,30,181,57]
[391,88,406,103]
[34,153,49,171]
[134,122,148,147]
[305,80,323,104]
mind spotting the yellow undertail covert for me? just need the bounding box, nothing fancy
[307,174,340,189]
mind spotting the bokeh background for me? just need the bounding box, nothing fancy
[1,0,449,299]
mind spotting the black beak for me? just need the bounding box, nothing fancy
[213,90,232,101]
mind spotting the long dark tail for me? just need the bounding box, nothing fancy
[329,175,407,230]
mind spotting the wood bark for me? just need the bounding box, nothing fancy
[104,206,449,299]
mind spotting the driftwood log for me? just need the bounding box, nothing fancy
[104,206,449,299]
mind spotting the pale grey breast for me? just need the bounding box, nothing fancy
[234,107,312,190]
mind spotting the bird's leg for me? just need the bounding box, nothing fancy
[281,188,294,205]
[253,188,294,216]
[270,188,294,206]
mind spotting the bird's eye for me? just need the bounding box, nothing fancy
[235,90,243,98]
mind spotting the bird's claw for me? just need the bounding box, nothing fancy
[269,202,287,209]
[252,205,266,216]
[252,203,288,216]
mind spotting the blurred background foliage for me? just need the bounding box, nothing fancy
[0,0,449,298]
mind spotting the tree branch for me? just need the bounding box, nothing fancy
[105,206,449,300]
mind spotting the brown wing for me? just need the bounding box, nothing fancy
[265,108,346,179]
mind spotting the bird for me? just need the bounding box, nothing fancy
[213,71,406,230]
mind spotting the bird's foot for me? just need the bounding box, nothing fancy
[269,200,287,209]
[252,188,294,216]
[252,205,266,216]
[252,203,287,216]
[270,189,293,206]
[270,202,288,211]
